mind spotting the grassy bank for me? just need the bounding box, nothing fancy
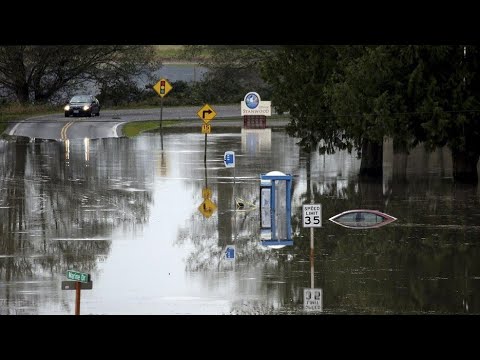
[0,103,59,134]
[122,120,177,137]
[121,115,290,137]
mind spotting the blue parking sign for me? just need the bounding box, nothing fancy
[224,151,235,168]
[225,245,235,260]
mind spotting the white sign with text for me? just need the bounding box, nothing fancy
[304,288,323,312]
[302,204,322,228]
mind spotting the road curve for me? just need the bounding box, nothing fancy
[5,105,243,140]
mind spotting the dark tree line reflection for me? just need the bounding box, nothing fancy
[177,132,480,314]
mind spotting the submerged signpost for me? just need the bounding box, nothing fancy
[196,104,218,219]
[197,104,217,163]
[62,270,92,315]
[153,78,173,150]
[302,203,323,312]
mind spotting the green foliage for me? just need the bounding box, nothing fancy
[262,46,344,153]
[262,45,480,182]
[190,45,274,104]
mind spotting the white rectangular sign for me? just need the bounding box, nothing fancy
[302,204,322,228]
[304,288,323,312]
[241,101,272,116]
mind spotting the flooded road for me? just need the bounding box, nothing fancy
[1,129,480,314]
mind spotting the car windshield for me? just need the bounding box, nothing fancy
[70,95,91,103]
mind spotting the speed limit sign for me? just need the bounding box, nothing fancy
[303,204,322,228]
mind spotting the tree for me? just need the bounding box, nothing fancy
[409,45,480,183]
[0,45,156,104]
[262,45,344,153]
[263,45,480,184]
[328,46,421,178]
[183,45,274,103]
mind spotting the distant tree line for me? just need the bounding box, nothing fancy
[261,45,480,184]
[0,45,156,105]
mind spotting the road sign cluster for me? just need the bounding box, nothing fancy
[197,104,216,134]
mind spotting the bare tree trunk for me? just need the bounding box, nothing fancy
[452,150,479,184]
[359,139,383,178]
[15,83,29,103]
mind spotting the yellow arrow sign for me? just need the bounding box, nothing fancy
[197,104,217,123]
[198,198,217,218]
[153,78,172,98]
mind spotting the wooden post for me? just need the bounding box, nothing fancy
[75,281,81,315]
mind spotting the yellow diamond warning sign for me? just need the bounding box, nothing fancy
[198,198,217,218]
[153,78,172,98]
[197,104,217,123]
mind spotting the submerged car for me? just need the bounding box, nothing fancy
[64,95,100,117]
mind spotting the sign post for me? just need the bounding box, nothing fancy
[197,104,217,163]
[153,78,173,150]
[224,151,236,207]
[302,203,322,311]
[64,270,92,315]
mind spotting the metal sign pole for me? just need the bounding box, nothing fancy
[309,151,314,288]
[160,96,164,150]
[310,227,314,288]
[204,155,208,189]
[75,281,81,315]
[204,133,207,163]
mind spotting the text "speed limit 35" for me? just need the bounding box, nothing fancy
[302,204,322,228]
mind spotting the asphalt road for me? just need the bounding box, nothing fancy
[5,105,252,140]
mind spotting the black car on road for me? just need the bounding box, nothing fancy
[64,95,100,117]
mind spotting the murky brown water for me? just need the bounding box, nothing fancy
[1,129,480,314]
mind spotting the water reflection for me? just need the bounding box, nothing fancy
[0,137,153,314]
[1,132,480,314]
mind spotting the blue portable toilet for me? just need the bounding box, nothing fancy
[259,171,293,247]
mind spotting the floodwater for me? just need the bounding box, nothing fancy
[1,129,480,315]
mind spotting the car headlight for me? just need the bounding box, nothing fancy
[64,105,70,111]
[83,105,90,111]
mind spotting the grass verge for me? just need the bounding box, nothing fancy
[122,120,176,137]
[0,103,59,134]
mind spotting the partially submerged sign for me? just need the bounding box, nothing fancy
[329,209,397,229]
[224,151,235,168]
[225,245,235,261]
[304,288,323,312]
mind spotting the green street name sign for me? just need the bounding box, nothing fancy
[66,270,90,283]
